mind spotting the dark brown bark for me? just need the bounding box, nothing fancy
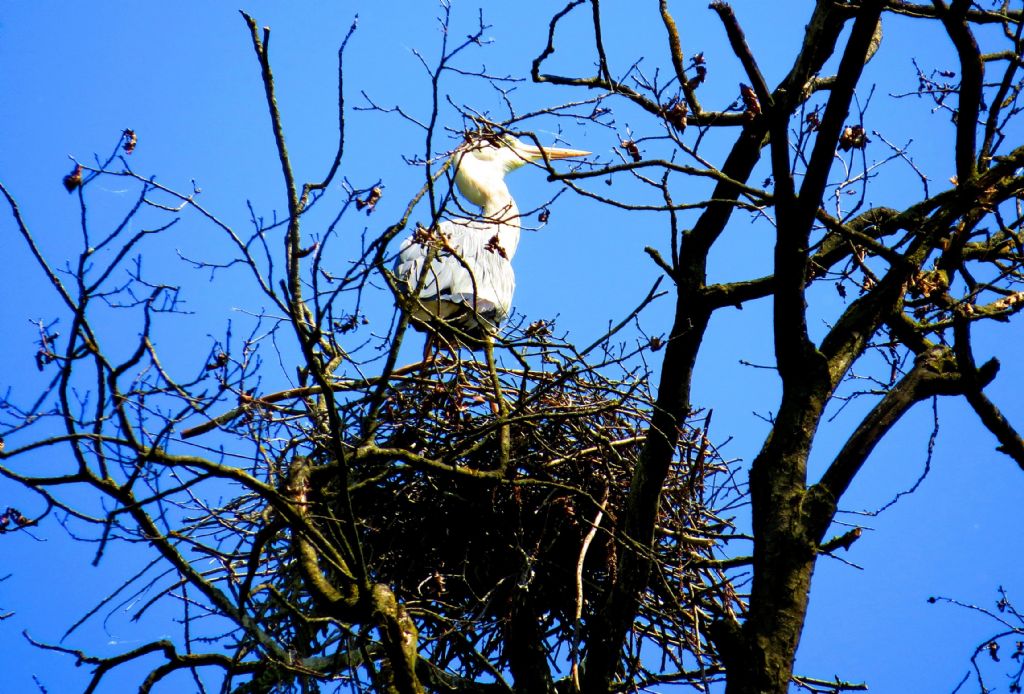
[721,4,886,692]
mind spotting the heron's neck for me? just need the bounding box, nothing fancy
[480,185,521,258]
[480,184,519,223]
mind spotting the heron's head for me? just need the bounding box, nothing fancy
[454,133,589,207]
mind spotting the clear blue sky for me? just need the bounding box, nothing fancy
[1,2,1021,692]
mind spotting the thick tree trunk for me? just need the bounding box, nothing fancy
[715,4,886,690]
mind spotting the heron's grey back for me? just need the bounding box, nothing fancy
[395,219,516,332]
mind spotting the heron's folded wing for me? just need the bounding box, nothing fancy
[395,221,515,324]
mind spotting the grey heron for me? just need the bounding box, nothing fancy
[395,133,589,351]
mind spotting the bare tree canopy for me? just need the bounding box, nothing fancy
[1,2,1023,693]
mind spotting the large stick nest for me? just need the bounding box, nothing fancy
[293,346,746,673]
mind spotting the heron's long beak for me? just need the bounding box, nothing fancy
[522,144,591,161]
